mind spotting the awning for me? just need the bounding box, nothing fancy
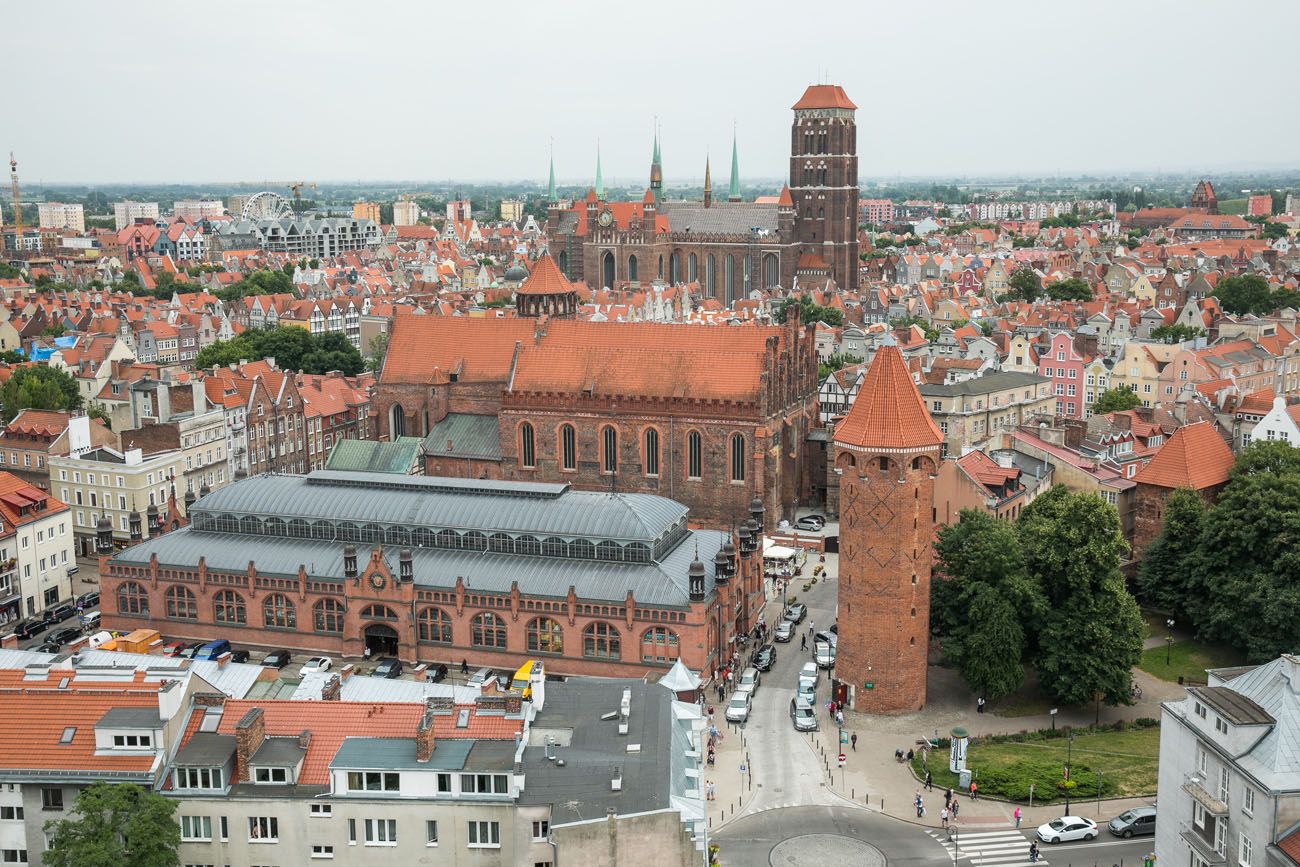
[1182,779,1229,816]
[763,543,797,560]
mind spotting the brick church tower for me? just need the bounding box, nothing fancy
[832,342,942,713]
[790,84,860,290]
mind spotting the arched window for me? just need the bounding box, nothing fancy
[657,254,664,279]
[560,424,576,471]
[706,255,716,297]
[583,622,621,659]
[687,430,702,479]
[641,626,679,663]
[628,255,638,282]
[520,422,536,468]
[165,585,196,620]
[418,607,452,643]
[730,434,746,482]
[263,594,296,629]
[602,427,617,474]
[471,612,506,648]
[643,428,660,476]
[688,253,698,283]
[384,526,410,546]
[360,604,398,621]
[117,581,148,616]
[390,404,405,438]
[724,255,734,304]
[314,598,345,633]
[527,617,564,654]
[764,254,779,289]
[570,539,595,560]
[213,590,246,625]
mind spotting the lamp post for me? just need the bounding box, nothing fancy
[1064,730,1075,813]
[1165,618,1176,667]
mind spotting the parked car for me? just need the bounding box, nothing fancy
[373,657,403,679]
[790,698,818,731]
[46,627,83,647]
[796,681,816,707]
[9,620,41,640]
[795,515,825,531]
[82,611,101,632]
[42,603,76,626]
[773,621,794,643]
[178,641,206,659]
[426,662,448,683]
[196,639,231,661]
[1108,807,1156,838]
[725,692,752,723]
[467,667,496,688]
[301,656,333,674]
[35,640,60,654]
[798,661,819,688]
[784,603,807,624]
[736,667,760,695]
[813,634,837,669]
[753,645,777,672]
[1037,816,1098,844]
[162,640,188,657]
[75,592,99,609]
[229,650,251,664]
[261,649,292,668]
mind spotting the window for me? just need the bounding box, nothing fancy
[1243,785,1255,815]
[527,617,563,654]
[687,430,702,479]
[174,767,223,790]
[426,820,439,846]
[520,422,536,468]
[1215,716,1229,735]
[468,820,501,848]
[263,593,296,629]
[1,851,26,864]
[583,622,621,659]
[1195,701,1207,719]
[248,816,278,842]
[117,582,149,615]
[112,734,152,748]
[254,767,289,784]
[437,773,452,793]
[312,844,334,859]
[471,612,506,648]
[560,424,576,471]
[643,428,659,476]
[729,434,745,482]
[641,626,679,663]
[165,585,197,620]
[461,773,509,794]
[602,427,617,474]
[1240,834,1253,867]
[364,818,397,845]
[1218,765,1230,803]
[314,598,345,633]
[41,788,63,811]
[180,815,212,841]
[1197,747,1208,776]
[213,590,245,625]
[310,804,332,817]
[361,604,398,620]
[347,772,400,792]
[418,607,452,643]
[0,807,21,821]
[532,820,549,840]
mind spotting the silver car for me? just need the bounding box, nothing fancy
[725,692,752,723]
[790,698,818,731]
[796,681,816,707]
[774,620,795,642]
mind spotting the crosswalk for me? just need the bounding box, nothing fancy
[928,828,1045,866]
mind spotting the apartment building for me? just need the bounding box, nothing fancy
[172,200,225,221]
[36,203,85,233]
[112,201,160,231]
[217,218,381,257]
[297,371,372,470]
[352,201,381,223]
[202,360,307,475]
[118,379,230,498]
[0,410,116,492]
[392,199,420,226]
[0,472,73,621]
[921,370,1055,456]
[499,198,523,222]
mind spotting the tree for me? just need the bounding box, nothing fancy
[365,332,390,373]
[87,403,112,429]
[215,269,293,303]
[1213,274,1275,316]
[1262,221,1288,241]
[0,349,23,364]
[0,365,82,423]
[1135,488,1207,617]
[43,782,180,867]
[1043,277,1093,302]
[1150,323,1206,344]
[1093,387,1141,414]
[194,327,364,377]
[1004,267,1041,301]
[41,323,67,338]
[776,294,843,327]
[0,264,21,280]
[1017,488,1144,712]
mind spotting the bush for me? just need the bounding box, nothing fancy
[976,757,1113,802]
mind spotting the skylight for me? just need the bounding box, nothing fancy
[59,727,76,744]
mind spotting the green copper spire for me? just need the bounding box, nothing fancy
[547,151,556,202]
[653,130,661,166]
[649,126,663,203]
[728,131,741,202]
[594,145,604,200]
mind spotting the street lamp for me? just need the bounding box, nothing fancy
[1064,730,1075,813]
[1165,619,1176,667]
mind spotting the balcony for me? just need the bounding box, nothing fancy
[1179,822,1226,865]
[1182,774,1228,816]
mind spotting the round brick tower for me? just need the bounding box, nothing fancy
[832,342,942,713]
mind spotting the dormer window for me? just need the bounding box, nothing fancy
[174,767,223,790]
[253,766,290,784]
[347,772,399,793]
[112,734,151,749]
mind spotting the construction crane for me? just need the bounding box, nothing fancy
[286,181,317,203]
[8,152,21,238]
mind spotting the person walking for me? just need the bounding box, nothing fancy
[941,806,950,830]
[969,780,978,800]
[851,732,858,751]
[977,696,986,714]
[1028,841,1039,863]
[944,787,953,809]
[706,780,715,801]
[801,634,807,651]
[950,800,959,820]
[925,769,933,791]
[1013,806,1022,828]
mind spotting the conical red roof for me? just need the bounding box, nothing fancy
[1132,421,1233,490]
[833,345,942,452]
[517,253,574,296]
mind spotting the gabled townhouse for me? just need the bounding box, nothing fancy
[1036,332,1087,418]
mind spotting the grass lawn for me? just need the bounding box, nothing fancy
[1139,640,1244,684]
[912,726,1160,804]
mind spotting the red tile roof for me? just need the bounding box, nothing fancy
[1132,421,1234,490]
[516,253,574,297]
[792,84,857,110]
[1278,827,1300,865]
[834,345,942,452]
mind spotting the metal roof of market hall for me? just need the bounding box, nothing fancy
[190,470,688,543]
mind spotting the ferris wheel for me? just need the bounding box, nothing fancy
[241,191,294,221]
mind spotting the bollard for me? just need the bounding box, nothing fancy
[852,788,855,799]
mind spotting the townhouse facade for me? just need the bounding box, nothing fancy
[1036,332,1087,418]
[0,473,73,622]
[921,371,1055,456]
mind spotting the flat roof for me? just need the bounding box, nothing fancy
[96,707,163,729]
[330,737,472,772]
[174,733,236,766]
[1189,686,1274,726]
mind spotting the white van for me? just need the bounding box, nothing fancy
[85,630,115,649]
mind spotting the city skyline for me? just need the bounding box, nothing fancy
[9,0,1300,185]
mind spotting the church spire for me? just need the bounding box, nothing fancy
[649,125,663,204]
[703,154,712,209]
[728,128,741,202]
[547,147,557,202]
[594,144,605,200]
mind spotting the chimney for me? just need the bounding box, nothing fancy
[399,548,413,583]
[321,674,342,701]
[415,701,438,762]
[298,729,312,750]
[234,707,266,782]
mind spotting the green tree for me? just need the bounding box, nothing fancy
[1044,277,1093,302]
[365,332,390,373]
[1261,221,1287,240]
[86,403,112,429]
[0,365,82,423]
[777,294,843,327]
[1005,267,1041,301]
[1135,488,1207,617]
[1150,323,1206,344]
[193,335,256,370]
[43,782,180,867]
[0,349,23,364]
[1213,274,1275,316]
[194,327,364,376]
[1018,488,1144,713]
[215,269,293,303]
[1093,387,1141,414]
[41,323,67,338]
[0,264,21,280]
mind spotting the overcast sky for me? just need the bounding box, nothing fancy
[9,1,1298,186]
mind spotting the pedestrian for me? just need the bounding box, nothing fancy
[917,796,925,818]
[944,787,952,808]
[801,634,807,651]
[706,780,715,801]
[1028,841,1039,863]
[925,769,933,791]
[836,709,844,727]
[460,658,469,676]
[906,748,914,762]
[951,800,959,819]
[851,732,858,751]
[1013,806,1022,828]
[970,780,978,800]
[977,696,986,714]
[941,807,949,830]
